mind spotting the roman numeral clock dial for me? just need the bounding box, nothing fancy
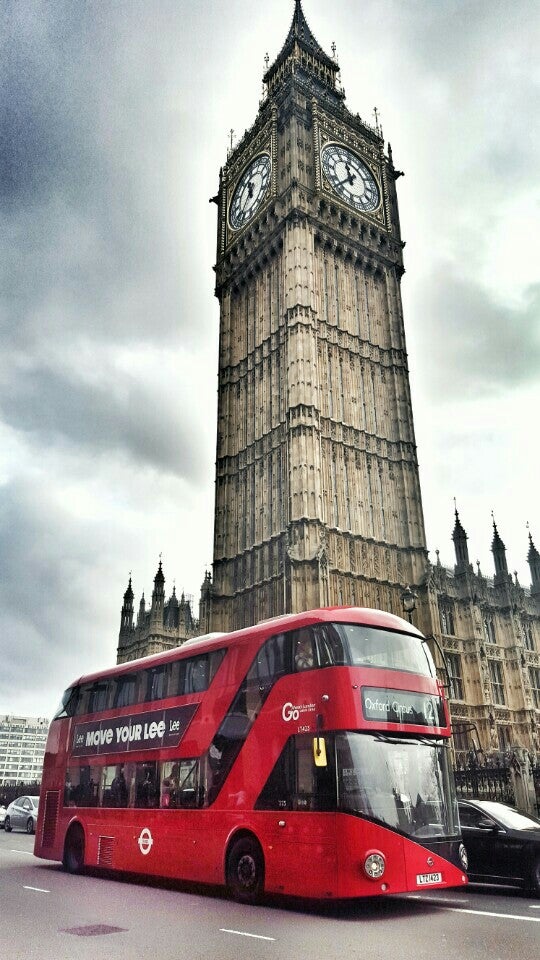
[229,154,271,231]
[321,143,380,213]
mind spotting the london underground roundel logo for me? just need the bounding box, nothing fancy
[137,827,153,855]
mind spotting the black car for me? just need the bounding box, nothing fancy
[458,799,540,895]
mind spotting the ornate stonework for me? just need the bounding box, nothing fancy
[116,563,197,664]
[208,2,427,633]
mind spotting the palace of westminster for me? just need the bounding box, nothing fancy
[117,2,540,769]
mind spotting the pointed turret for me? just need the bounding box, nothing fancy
[264,0,342,101]
[120,576,134,633]
[199,570,213,634]
[528,530,540,598]
[452,507,471,574]
[165,585,179,629]
[137,593,146,627]
[150,559,165,624]
[491,518,510,586]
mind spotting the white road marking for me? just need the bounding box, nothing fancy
[408,896,539,922]
[220,928,276,942]
[23,886,50,893]
[444,907,540,923]
[529,905,540,909]
[11,850,34,855]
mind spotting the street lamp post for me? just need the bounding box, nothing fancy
[401,585,417,624]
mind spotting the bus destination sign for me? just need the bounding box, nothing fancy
[71,704,199,757]
[361,687,445,728]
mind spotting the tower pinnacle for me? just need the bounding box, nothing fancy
[264,0,341,100]
[491,516,510,585]
[527,528,540,596]
[452,506,470,573]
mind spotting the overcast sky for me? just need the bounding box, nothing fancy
[2,0,539,719]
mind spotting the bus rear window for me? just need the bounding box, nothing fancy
[335,624,435,677]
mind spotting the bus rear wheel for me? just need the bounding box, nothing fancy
[63,824,85,875]
[226,835,264,903]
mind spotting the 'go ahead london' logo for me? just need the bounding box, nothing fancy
[282,701,316,722]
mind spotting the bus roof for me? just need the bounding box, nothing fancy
[68,606,423,688]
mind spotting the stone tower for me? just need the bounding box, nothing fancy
[209,1,428,631]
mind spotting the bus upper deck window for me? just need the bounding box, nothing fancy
[114,676,137,709]
[88,683,110,714]
[315,625,347,667]
[293,630,316,671]
[53,686,79,720]
[249,634,287,682]
[146,667,167,702]
[178,655,209,695]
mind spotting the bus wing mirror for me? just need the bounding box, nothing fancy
[313,736,327,767]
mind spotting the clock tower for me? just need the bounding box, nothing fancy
[209,1,428,631]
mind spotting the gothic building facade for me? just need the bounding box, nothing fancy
[116,2,540,766]
[117,561,197,664]
[421,521,540,764]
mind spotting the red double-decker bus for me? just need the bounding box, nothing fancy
[35,606,468,900]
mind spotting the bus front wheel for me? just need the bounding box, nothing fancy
[226,835,264,903]
[63,824,85,875]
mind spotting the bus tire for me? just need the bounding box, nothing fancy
[226,835,265,903]
[63,824,85,875]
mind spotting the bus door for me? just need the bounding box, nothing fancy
[257,734,338,897]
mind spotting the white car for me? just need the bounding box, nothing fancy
[3,796,39,834]
[0,804,6,828]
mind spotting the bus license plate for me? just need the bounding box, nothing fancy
[416,872,442,885]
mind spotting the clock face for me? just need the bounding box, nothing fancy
[229,154,271,230]
[321,143,380,212]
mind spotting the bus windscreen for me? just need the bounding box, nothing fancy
[335,624,436,677]
[336,732,459,839]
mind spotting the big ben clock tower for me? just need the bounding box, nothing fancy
[208,1,428,631]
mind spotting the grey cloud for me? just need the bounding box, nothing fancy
[0,477,117,713]
[0,359,207,481]
[415,270,540,397]
[1,0,212,351]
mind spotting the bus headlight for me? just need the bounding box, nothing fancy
[459,843,468,871]
[364,852,386,880]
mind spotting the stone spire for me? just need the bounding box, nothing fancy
[164,584,179,629]
[137,593,146,627]
[263,0,342,100]
[199,570,213,634]
[150,559,165,624]
[120,576,134,633]
[491,517,510,586]
[452,505,470,573]
[528,529,540,598]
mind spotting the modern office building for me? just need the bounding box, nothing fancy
[0,714,49,785]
